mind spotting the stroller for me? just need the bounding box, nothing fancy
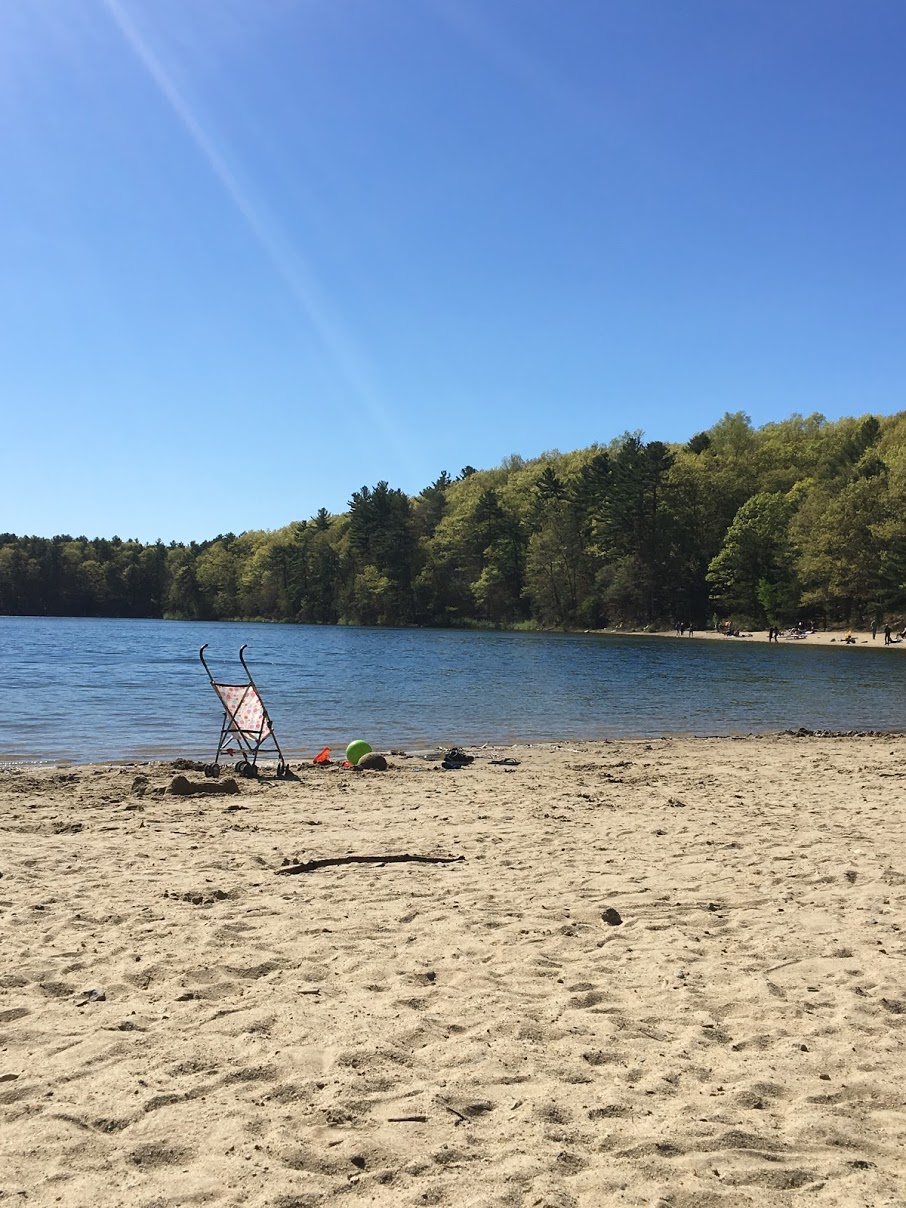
[199,644,290,778]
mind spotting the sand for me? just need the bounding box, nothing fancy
[1,737,905,1207]
[624,628,904,649]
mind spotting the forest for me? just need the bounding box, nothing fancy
[3,410,906,631]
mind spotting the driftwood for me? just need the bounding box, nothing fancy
[275,853,464,876]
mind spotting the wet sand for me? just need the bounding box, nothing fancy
[1,737,905,1206]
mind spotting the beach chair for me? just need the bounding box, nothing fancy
[199,644,289,778]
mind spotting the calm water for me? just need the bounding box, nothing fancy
[1,616,904,763]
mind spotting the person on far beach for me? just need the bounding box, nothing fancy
[688,623,694,637]
[884,624,892,645]
[871,619,878,641]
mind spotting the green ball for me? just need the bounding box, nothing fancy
[346,739,372,766]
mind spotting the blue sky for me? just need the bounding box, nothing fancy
[2,0,905,542]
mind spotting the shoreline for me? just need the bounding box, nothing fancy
[592,625,903,648]
[6,612,904,649]
[1,734,904,1205]
[6,722,906,770]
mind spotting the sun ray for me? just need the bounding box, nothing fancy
[100,0,405,452]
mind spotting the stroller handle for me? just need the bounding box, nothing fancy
[199,643,254,684]
[199,644,213,680]
[238,644,251,677]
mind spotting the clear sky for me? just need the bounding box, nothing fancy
[2,0,905,542]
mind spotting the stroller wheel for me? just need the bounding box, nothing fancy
[236,760,259,779]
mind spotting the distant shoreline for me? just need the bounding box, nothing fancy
[588,625,903,649]
[3,612,904,649]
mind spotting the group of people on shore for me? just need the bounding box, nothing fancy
[670,618,906,645]
[673,621,695,636]
[770,620,906,644]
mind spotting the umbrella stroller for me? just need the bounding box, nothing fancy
[199,644,289,778]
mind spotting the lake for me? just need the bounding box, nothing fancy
[1,616,904,763]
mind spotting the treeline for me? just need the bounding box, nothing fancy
[4,410,906,630]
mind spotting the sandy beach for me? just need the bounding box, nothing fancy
[629,628,905,650]
[2,737,905,1207]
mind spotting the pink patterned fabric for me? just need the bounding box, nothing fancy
[213,683,272,740]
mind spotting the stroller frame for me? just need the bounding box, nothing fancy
[199,644,289,778]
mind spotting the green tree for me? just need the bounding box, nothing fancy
[346,482,418,624]
[707,490,801,623]
[194,536,241,618]
[792,471,889,621]
[525,497,587,625]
